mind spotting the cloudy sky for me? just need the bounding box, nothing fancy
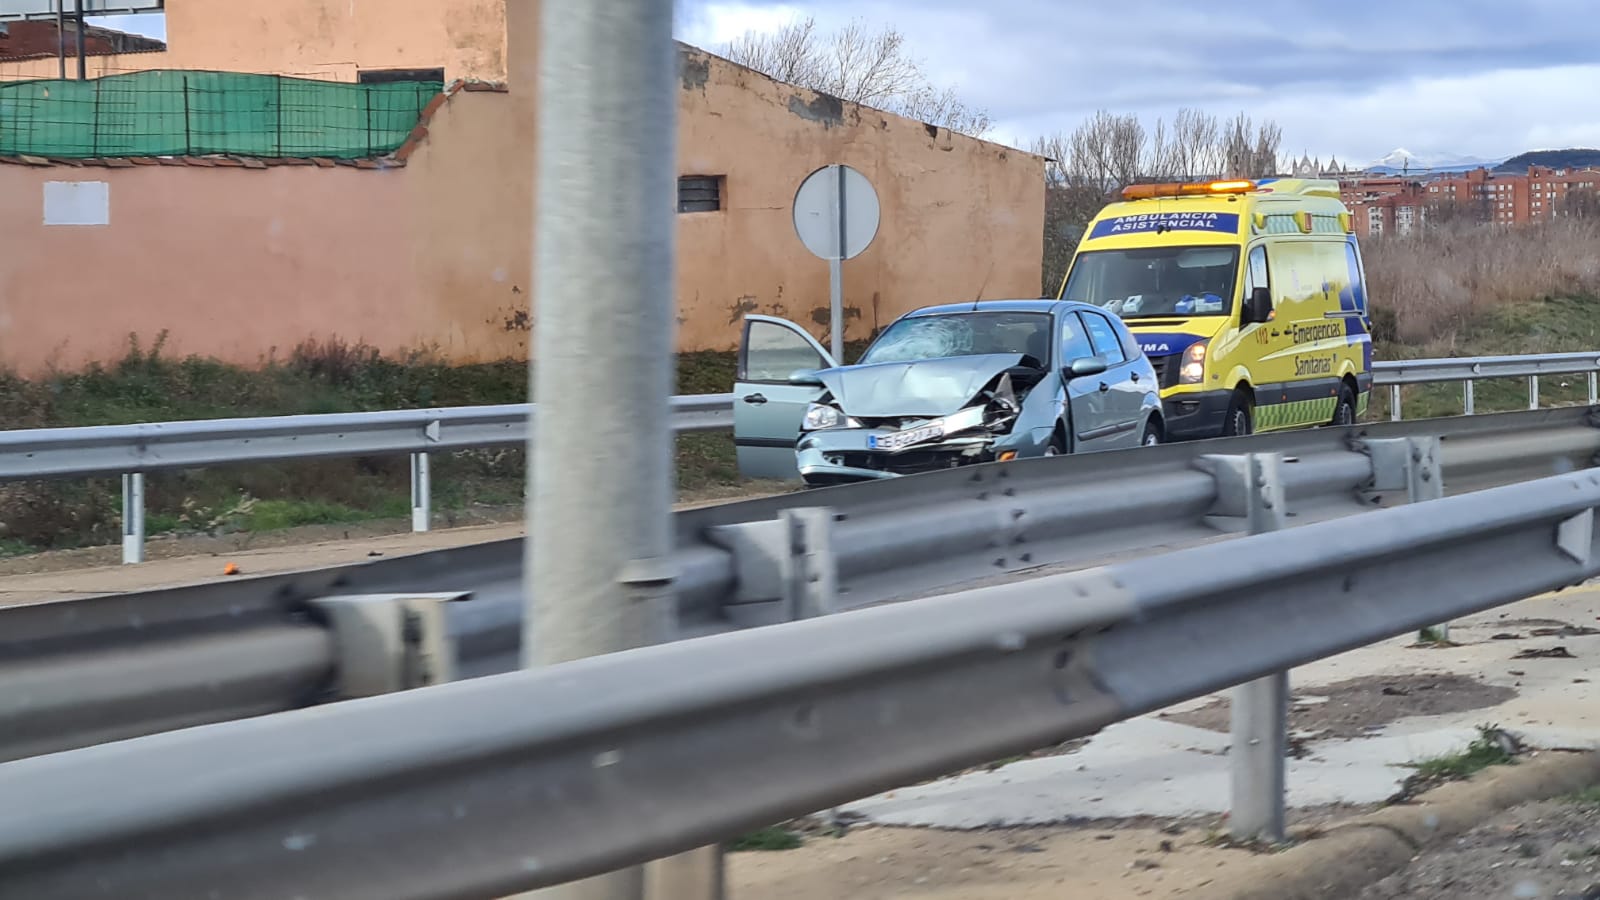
[676,0,1600,164]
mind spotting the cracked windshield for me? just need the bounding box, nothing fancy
[2,1,1598,899]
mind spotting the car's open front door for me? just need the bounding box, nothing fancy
[734,315,838,480]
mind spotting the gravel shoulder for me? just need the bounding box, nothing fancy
[1357,793,1600,900]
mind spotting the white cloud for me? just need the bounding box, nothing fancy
[678,0,1600,162]
[676,2,807,49]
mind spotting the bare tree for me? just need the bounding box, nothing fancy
[723,16,992,137]
[1564,187,1600,220]
[1032,107,1285,294]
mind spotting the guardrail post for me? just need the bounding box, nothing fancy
[1389,384,1402,421]
[410,452,432,533]
[121,473,145,565]
[781,508,838,621]
[1529,375,1540,410]
[705,508,838,628]
[1224,453,1289,844]
[1407,436,1449,643]
[1590,372,1597,406]
[1463,380,1475,415]
[307,592,470,697]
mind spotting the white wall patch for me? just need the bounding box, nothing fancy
[43,181,110,227]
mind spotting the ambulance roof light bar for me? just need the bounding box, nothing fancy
[1121,179,1257,201]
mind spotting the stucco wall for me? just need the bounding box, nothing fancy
[0,0,507,82]
[0,49,1044,375]
[674,47,1043,348]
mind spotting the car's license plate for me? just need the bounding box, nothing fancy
[869,422,944,451]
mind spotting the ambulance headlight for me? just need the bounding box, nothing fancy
[1179,341,1208,384]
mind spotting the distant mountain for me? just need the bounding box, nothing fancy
[1495,148,1600,173]
[1365,148,1505,175]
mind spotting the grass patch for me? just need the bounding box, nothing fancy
[1411,730,1516,781]
[1568,785,1600,808]
[727,826,803,852]
[1371,294,1600,421]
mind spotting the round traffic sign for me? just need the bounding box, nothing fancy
[792,164,880,261]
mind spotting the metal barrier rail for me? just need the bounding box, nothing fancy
[2,463,1596,898]
[4,352,1599,566]
[3,405,1595,764]
[1372,351,1600,419]
[0,394,731,564]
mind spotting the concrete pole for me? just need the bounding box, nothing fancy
[520,0,681,898]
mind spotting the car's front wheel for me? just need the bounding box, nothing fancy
[1043,426,1069,457]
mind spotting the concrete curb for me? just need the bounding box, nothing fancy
[1183,749,1600,900]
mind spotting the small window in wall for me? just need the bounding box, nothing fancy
[358,67,447,84]
[678,175,723,213]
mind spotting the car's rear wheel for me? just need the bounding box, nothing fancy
[1222,390,1254,437]
[1141,419,1162,447]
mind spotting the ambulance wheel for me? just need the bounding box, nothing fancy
[1332,382,1358,427]
[1222,390,1254,437]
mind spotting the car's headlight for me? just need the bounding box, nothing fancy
[1179,340,1208,385]
[803,403,843,430]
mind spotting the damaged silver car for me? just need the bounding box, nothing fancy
[732,299,1165,486]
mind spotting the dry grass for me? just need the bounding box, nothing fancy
[1364,218,1600,350]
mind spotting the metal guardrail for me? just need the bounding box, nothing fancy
[3,460,1597,898]
[2,353,1598,565]
[3,405,1597,763]
[1373,352,1600,418]
[0,394,732,564]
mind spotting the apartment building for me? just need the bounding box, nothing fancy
[1337,164,1600,237]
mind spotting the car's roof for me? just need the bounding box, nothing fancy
[904,299,1093,317]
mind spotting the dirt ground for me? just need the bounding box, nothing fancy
[1164,673,1519,741]
[727,809,1365,900]
[0,484,788,607]
[1356,795,1600,899]
[729,821,1233,900]
[0,481,783,579]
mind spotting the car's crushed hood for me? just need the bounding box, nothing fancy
[817,353,1031,418]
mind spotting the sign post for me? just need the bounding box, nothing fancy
[792,164,880,361]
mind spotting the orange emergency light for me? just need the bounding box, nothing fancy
[1121,179,1257,201]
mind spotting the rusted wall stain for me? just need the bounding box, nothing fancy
[786,93,846,129]
[680,53,711,92]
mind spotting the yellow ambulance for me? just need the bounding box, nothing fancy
[1056,178,1372,439]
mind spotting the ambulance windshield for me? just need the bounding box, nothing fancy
[1062,246,1240,319]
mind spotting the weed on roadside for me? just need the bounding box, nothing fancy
[1388,724,1521,803]
[727,826,804,852]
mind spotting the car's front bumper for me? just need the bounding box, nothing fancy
[795,428,999,486]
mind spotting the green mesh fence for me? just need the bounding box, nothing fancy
[0,70,443,159]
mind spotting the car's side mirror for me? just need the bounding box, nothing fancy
[1064,356,1108,380]
[788,369,825,386]
[1243,287,1273,324]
